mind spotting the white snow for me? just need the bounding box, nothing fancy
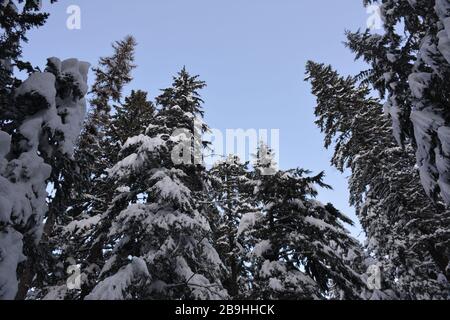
[0,131,10,160]
[53,58,90,156]
[437,29,450,64]
[15,72,56,107]
[85,257,149,300]
[100,255,118,277]
[110,204,210,237]
[173,256,227,300]
[0,58,89,300]
[404,5,450,205]
[268,278,284,291]
[408,73,432,99]
[237,212,261,237]
[252,240,272,258]
[150,171,192,208]
[64,215,101,236]
[259,260,286,278]
[0,229,26,300]
[108,135,165,178]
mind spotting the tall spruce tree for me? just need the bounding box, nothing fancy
[72,36,137,218]
[239,143,366,300]
[209,155,257,299]
[106,90,156,165]
[50,68,227,300]
[38,89,156,301]
[346,0,450,205]
[306,61,450,299]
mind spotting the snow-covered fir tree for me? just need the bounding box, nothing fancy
[54,68,228,300]
[72,36,137,218]
[238,143,366,300]
[306,61,450,299]
[0,0,56,133]
[0,0,91,301]
[106,90,156,165]
[0,58,89,300]
[39,93,155,299]
[29,37,139,300]
[209,155,257,299]
[347,0,450,205]
[15,57,92,300]
[2,0,450,302]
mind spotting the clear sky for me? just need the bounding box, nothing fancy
[23,0,371,239]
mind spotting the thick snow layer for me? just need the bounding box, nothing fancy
[15,72,56,107]
[437,126,450,203]
[150,171,192,208]
[436,0,450,45]
[0,58,89,300]
[384,96,403,145]
[0,228,25,300]
[110,204,210,237]
[304,216,348,236]
[86,257,150,300]
[100,255,118,277]
[200,238,226,271]
[64,215,101,236]
[410,106,446,199]
[268,278,284,291]
[0,150,51,227]
[398,2,450,205]
[408,73,432,99]
[252,240,272,258]
[53,58,90,156]
[173,256,227,300]
[15,59,90,157]
[237,212,261,237]
[437,30,450,64]
[407,31,450,204]
[109,135,165,178]
[259,260,287,278]
[437,0,450,25]
[0,131,11,160]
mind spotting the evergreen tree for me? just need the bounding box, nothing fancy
[0,58,89,300]
[239,143,366,300]
[73,36,137,218]
[0,0,57,133]
[346,0,450,205]
[209,155,257,299]
[107,90,156,165]
[53,68,228,300]
[306,61,450,299]
[32,37,138,300]
[0,0,91,301]
[15,57,91,300]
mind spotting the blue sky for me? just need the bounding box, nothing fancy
[23,0,371,239]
